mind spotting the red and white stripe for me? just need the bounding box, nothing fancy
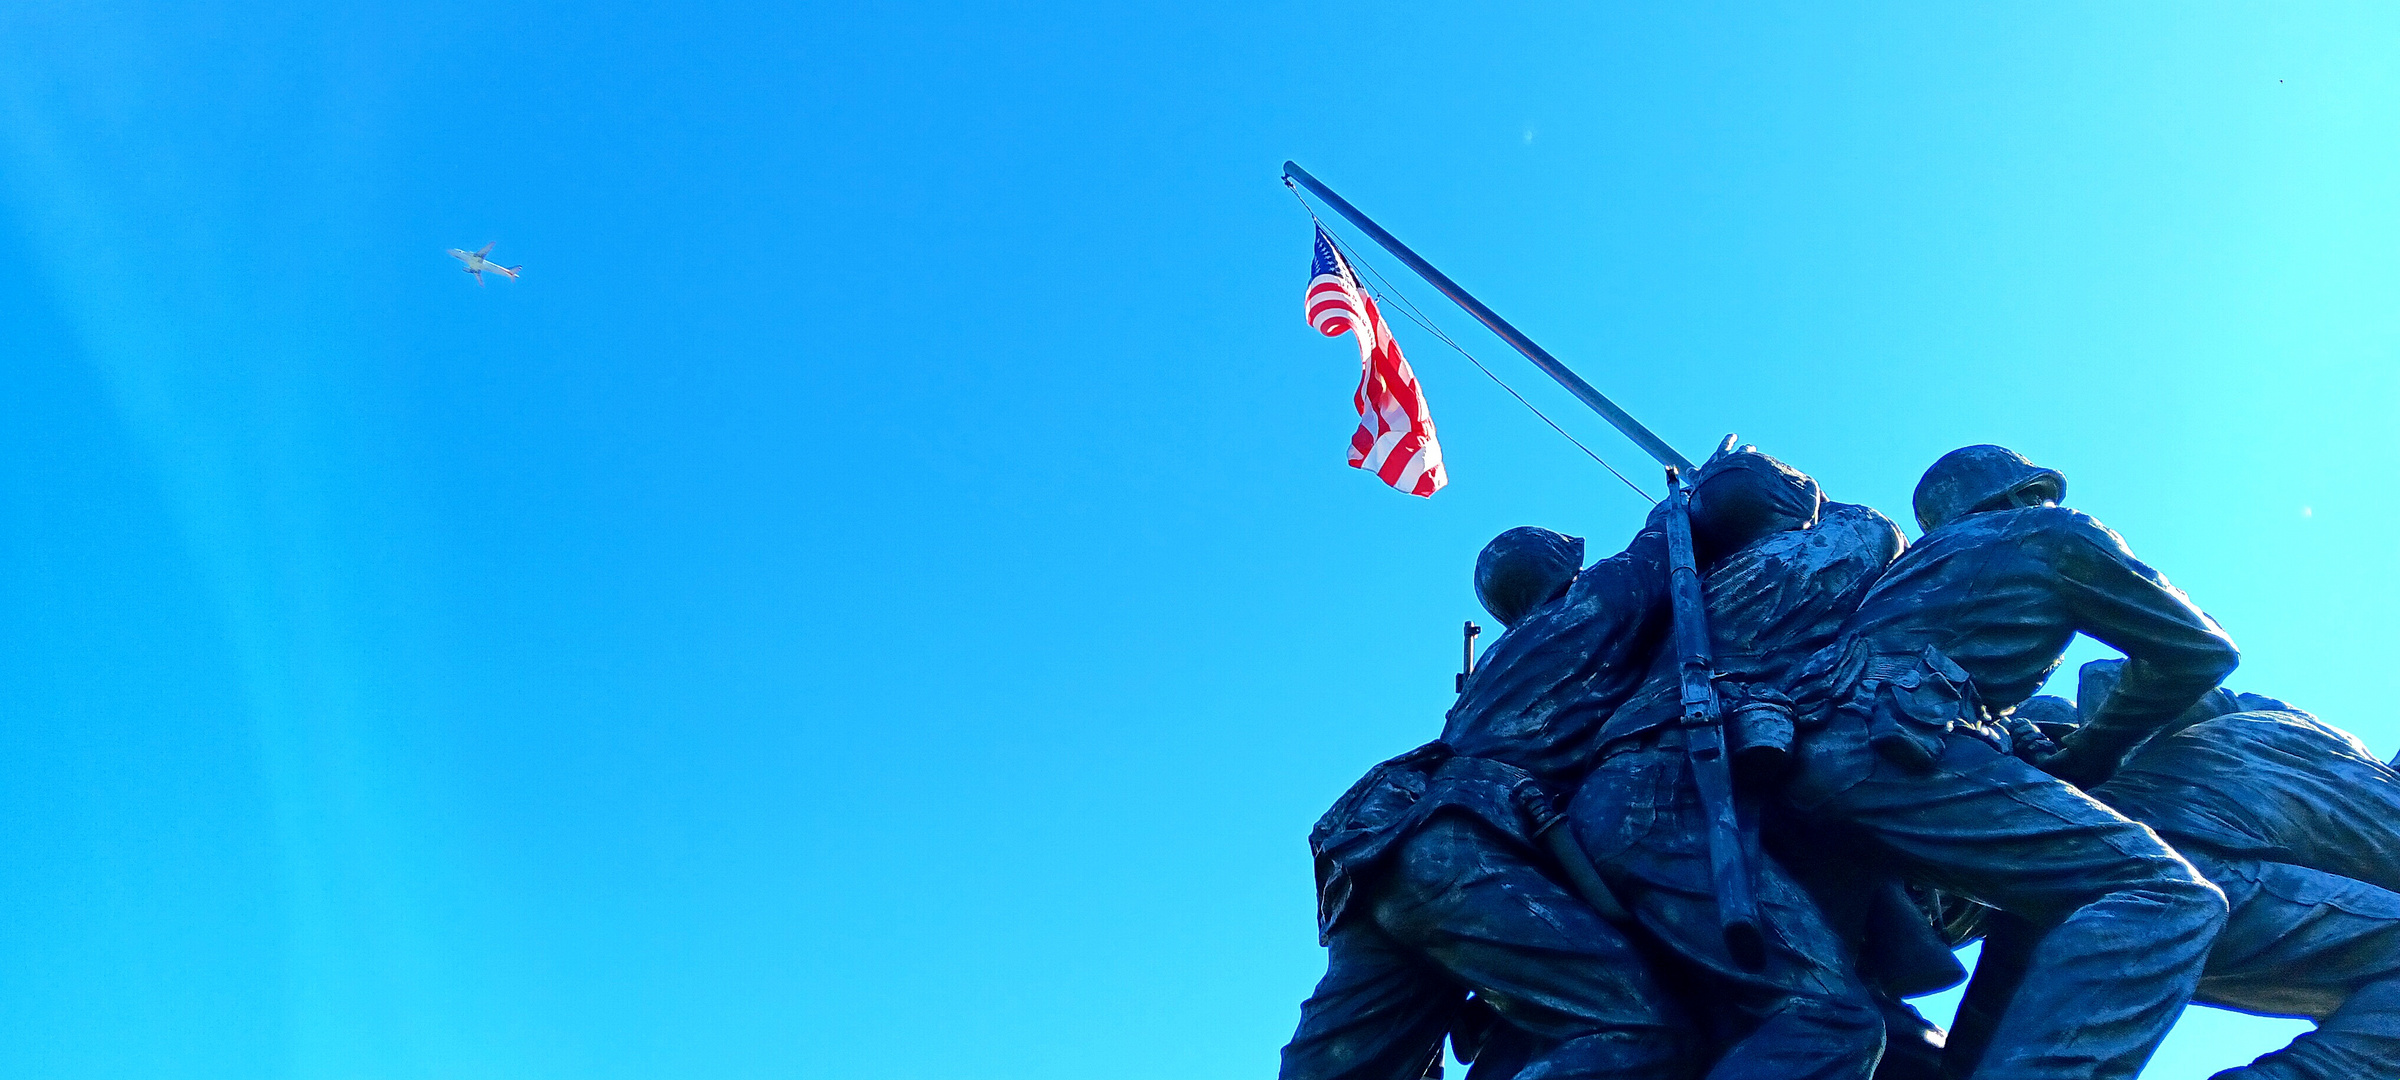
[1306,246,1447,497]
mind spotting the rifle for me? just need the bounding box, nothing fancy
[1663,465,1765,969]
[1455,621,1480,693]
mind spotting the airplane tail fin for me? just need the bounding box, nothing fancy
[501,265,523,279]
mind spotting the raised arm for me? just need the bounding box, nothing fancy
[2043,513,2239,786]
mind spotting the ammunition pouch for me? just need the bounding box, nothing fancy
[1722,686,1798,781]
[1840,645,2005,770]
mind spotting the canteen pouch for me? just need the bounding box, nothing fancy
[1859,647,1978,771]
[1725,686,1797,781]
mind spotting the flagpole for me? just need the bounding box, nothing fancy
[1282,161,1694,474]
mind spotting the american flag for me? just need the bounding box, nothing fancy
[1304,226,1447,497]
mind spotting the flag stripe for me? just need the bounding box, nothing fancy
[1303,226,1447,498]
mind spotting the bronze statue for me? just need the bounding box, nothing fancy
[1272,445,2400,1080]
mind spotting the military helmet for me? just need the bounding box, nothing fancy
[1475,527,1585,628]
[1688,446,1823,556]
[1911,445,2066,533]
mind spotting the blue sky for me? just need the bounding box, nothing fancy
[1,2,2394,1077]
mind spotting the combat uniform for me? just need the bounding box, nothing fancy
[1570,492,1907,1080]
[1281,527,1693,1080]
[1951,683,2400,1080]
[1777,449,2236,1080]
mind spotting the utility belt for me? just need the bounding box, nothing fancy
[1423,752,1573,839]
[1333,743,1570,836]
[1832,643,2023,769]
[1308,743,1580,940]
[1598,702,1796,776]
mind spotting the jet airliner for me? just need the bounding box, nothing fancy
[447,243,522,285]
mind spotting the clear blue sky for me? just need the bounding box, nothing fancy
[1,2,2393,1077]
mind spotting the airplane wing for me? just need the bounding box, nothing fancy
[475,242,495,257]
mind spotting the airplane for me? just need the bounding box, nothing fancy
[446,243,522,285]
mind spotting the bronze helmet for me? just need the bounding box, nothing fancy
[1911,445,2066,533]
[1474,527,1584,628]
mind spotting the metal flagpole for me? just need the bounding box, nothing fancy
[1282,160,1694,474]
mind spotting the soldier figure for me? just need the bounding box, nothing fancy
[1951,668,2400,1080]
[1771,445,2238,1080]
[1280,519,1693,1080]
[1567,448,1905,1080]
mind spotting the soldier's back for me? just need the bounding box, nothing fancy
[1841,505,2138,710]
[2098,709,2400,896]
